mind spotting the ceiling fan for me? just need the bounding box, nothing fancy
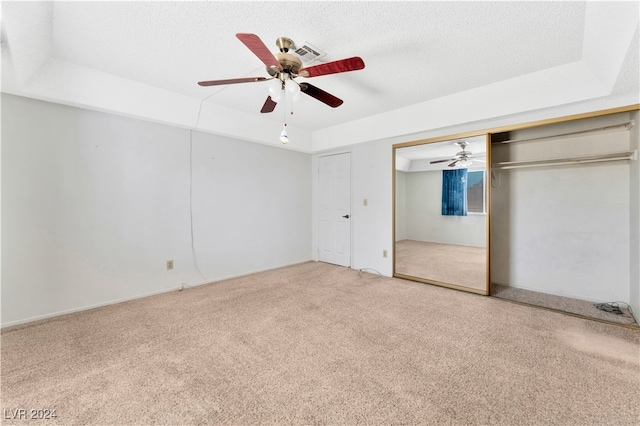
[429,141,486,168]
[197,33,365,113]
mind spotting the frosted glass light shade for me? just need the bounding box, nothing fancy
[285,79,301,102]
[269,79,283,102]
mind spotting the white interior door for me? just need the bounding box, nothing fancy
[318,153,351,267]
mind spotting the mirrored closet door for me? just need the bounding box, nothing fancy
[394,135,490,294]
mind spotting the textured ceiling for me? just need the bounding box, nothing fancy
[2,1,639,152]
[49,1,586,130]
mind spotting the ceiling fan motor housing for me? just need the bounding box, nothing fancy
[269,53,302,76]
[265,37,302,76]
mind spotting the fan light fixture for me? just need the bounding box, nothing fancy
[457,159,472,167]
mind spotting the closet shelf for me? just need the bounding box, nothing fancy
[491,150,637,170]
[493,120,635,145]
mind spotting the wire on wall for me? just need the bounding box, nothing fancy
[185,65,274,287]
[358,268,384,279]
[490,169,500,188]
[595,301,635,319]
[185,91,220,286]
[189,129,207,284]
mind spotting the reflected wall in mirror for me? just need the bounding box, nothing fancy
[394,135,489,294]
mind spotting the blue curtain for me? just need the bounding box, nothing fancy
[442,169,468,216]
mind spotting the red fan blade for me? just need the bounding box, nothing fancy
[298,57,364,78]
[198,77,268,87]
[260,96,277,113]
[299,83,343,108]
[236,33,283,71]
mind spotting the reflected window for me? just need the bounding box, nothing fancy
[467,170,485,214]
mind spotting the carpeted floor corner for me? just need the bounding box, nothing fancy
[2,261,639,425]
[491,283,638,326]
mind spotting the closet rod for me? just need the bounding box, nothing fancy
[493,120,635,145]
[492,151,637,170]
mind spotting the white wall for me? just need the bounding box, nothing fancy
[491,113,633,302]
[1,94,311,326]
[402,171,486,248]
[189,130,311,277]
[351,141,394,275]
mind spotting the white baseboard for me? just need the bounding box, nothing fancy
[1,259,313,329]
[1,286,182,329]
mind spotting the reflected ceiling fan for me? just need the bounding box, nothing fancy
[430,141,486,168]
[197,33,365,113]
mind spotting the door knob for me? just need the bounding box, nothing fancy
[342,214,350,219]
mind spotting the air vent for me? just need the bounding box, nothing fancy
[293,42,326,63]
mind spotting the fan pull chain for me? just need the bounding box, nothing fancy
[283,82,286,125]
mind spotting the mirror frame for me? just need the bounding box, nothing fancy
[393,132,491,295]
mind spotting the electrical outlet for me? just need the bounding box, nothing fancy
[166,260,174,270]
[383,250,388,258]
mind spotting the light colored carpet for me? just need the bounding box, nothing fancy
[491,284,638,326]
[395,240,487,291]
[2,261,639,425]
